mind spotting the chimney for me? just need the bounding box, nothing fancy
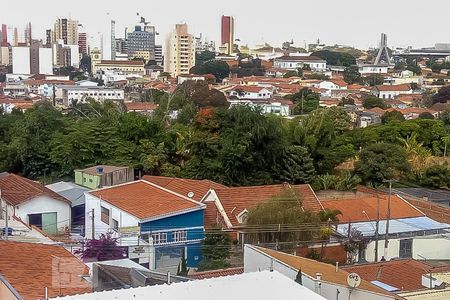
[315,273,322,294]
[167,271,171,285]
[335,262,339,272]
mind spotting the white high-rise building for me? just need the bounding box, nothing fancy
[39,48,53,75]
[12,46,30,74]
[164,24,195,77]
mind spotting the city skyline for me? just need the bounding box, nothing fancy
[0,0,449,51]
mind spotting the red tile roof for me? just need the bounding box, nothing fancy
[342,259,450,292]
[276,56,325,62]
[213,184,323,228]
[142,176,227,202]
[0,173,71,206]
[321,195,424,223]
[90,180,204,220]
[376,84,412,92]
[330,79,348,87]
[0,241,91,300]
[189,267,244,280]
[230,85,268,93]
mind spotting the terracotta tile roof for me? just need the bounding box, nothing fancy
[126,102,158,111]
[330,79,348,87]
[347,84,366,90]
[90,180,204,220]
[254,246,397,298]
[342,259,450,292]
[24,79,75,86]
[230,85,268,93]
[0,173,71,206]
[376,84,412,92]
[0,241,91,300]
[321,195,424,223]
[213,184,323,228]
[189,267,244,280]
[142,176,227,202]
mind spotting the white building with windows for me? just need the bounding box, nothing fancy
[274,55,327,71]
[59,85,125,106]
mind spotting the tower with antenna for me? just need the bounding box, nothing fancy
[111,20,116,60]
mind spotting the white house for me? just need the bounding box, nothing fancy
[244,245,397,300]
[177,74,206,85]
[60,86,125,106]
[228,85,273,100]
[372,84,413,99]
[315,79,348,97]
[0,173,71,234]
[359,65,389,75]
[274,55,327,71]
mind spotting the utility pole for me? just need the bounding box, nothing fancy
[383,180,394,259]
[91,208,95,240]
[374,195,380,262]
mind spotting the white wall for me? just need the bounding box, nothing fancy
[84,193,140,245]
[14,196,71,231]
[244,245,394,300]
[413,237,450,260]
[39,48,53,75]
[12,47,30,74]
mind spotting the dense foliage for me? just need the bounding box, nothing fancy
[1,96,450,189]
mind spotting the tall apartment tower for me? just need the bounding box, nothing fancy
[46,29,53,47]
[221,15,234,55]
[53,18,79,45]
[1,24,7,46]
[24,22,32,45]
[111,20,116,60]
[164,24,195,77]
[78,32,88,55]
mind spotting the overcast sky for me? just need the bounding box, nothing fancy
[1,0,449,51]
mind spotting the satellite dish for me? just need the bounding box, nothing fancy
[187,192,195,198]
[347,273,361,288]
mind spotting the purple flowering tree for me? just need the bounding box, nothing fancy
[76,232,127,261]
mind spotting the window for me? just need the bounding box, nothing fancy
[101,206,110,225]
[112,219,119,230]
[173,230,187,242]
[399,239,413,258]
[151,232,167,244]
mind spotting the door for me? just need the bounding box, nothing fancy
[28,213,42,228]
[42,212,57,234]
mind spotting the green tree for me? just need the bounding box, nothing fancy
[418,112,434,119]
[363,96,386,109]
[312,50,356,67]
[273,146,315,184]
[416,165,450,189]
[190,60,230,81]
[343,66,361,84]
[196,50,216,66]
[355,143,410,185]
[381,110,405,124]
[197,228,232,271]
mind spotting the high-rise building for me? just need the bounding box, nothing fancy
[13,27,18,46]
[1,24,7,46]
[164,24,195,77]
[53,18,79,45]
[78,32,87,55]
[195,34,216,53]
[154,45,163,66]
[29,40,40,74]
[115,38,128,54]
[127,23,156,61]
[12,46,30,74]
[46,29,53,47]
[111,20,116,60]
[221,15,234,55]
[24,22,32,45]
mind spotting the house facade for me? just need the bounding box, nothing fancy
[372,84,413,99]
[0,173,71,234]
[274,55,327,71]
[84,180,206,271]
[74,165,134,190]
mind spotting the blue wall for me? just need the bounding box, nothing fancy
[140,208,205,268]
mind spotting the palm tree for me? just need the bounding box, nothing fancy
[398,133,431,171]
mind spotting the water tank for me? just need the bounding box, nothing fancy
[96,166,104,173]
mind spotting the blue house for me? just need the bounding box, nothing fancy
[86,180,206,271]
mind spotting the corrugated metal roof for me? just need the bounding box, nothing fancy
[337,217,450,237]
